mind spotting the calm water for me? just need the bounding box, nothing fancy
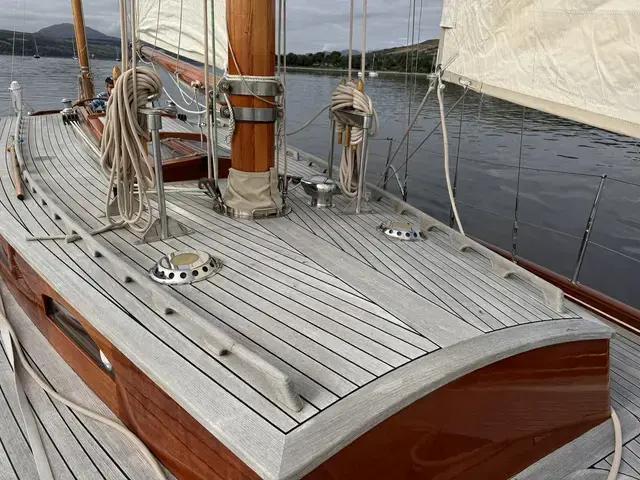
[1,57,639,308]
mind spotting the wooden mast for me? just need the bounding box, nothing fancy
[227,0,276,173]
[71,0,95,100]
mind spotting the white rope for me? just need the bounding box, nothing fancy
[100,67,161,233]
[437,71,465,235]
[331,82,379,198]
[223,93,235,143]
[0,292,167,480]
[608,407,622,480]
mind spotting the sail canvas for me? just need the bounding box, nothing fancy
[438,0,640,138]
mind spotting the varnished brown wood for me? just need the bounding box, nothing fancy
[476,238,640,334]
[139,45,217,88]
[307,339,610,480]
[71,0,95,99]
[0,236,260,480]
[0,237,119,413]
[227,0,276,173]
[8,145,24,200]
[160,154,232,183]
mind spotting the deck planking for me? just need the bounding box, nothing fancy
[0,113,623,479]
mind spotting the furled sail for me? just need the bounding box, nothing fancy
[137,0,227,70]
[438,0,640,138]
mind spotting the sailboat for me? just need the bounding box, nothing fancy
[72,37,78,59]
[32,32,40,58]
[116,45,120,61]
[1,0,639,479]
[369,53,378,76]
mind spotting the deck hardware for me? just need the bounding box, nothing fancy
[572,174,607,284]
[301,175,340,209]
[220,106,277,124]
[149,250,222,285]
[139,108,191,244]
[378,221,423,241]
[218,77,282,97]
[99,350,113,372]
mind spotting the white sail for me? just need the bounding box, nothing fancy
[438,0,640,138]
[137,0,227,69]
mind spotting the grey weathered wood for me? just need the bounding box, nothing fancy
[261,217,483,347]
[0,114,631,480]
[563,471,638,480]
[512,407,639,480]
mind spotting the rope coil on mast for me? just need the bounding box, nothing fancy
[100,67,162,233]
[331,81,379,198]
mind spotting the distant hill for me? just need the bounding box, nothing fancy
[286,40,439,73]
[37,23,119,44]
[375,39,439,57]
[0,28,120,59]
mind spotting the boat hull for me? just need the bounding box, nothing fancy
[0,235,611,480]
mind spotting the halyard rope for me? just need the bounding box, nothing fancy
[100,67,162,233]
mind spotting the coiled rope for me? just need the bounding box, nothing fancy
[100,67,162,233]
[331,82,379,198]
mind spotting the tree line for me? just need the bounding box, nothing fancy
[281,50,436,73]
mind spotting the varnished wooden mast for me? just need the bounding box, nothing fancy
[227,0,276,173]
[71,0,95,100]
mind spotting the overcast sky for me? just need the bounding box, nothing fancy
[0,0,442,53]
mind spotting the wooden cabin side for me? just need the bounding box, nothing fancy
[0,230,613,480]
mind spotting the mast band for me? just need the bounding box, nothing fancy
[221,106,277,124]
[218,77,282,97]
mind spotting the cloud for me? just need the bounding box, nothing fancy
[0,0,442,52]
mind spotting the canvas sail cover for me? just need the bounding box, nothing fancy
[137,0,227,69]
[438,0,640,138]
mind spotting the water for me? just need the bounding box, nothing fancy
[2,57,639,308]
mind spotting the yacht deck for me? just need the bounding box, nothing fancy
[0,112,627,479]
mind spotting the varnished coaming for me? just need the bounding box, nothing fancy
[160,154,232,183]
[307,339,611,480]
[227,0,276,173]
[0,237,260,480]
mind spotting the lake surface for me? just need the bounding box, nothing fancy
[1,56,639,308]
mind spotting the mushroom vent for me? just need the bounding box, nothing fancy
[379,221,423,241]
[149,250,222,285]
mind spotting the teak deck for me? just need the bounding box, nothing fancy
[0,112,634,479]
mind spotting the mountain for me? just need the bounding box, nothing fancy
[340,49,361,56]
[37,23,119,44]
[374,39,439,56]
[0,27,120,58]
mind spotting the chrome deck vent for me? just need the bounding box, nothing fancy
[149,250,222,285]
[379,221,423,241]
[301,175,340,208]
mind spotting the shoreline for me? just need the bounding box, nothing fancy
[286,66,431,77]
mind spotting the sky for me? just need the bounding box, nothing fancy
[0,0,442,53]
